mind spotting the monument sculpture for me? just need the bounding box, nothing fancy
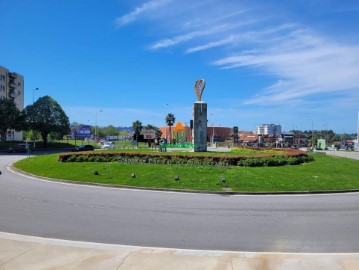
[194,79,205,101]
[192,79,207,152]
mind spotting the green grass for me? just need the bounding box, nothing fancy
[0,140,78,150]
[13,153,359,192]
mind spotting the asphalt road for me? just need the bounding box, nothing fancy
[318,150,359,160]
[1,154,359,253]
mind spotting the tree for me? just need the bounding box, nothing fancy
[132,120,142,143]
[145,124,156,130]
[24,96,70,147]
[102,125,119,137]
[0,98,23,142]
[165,113,176,142]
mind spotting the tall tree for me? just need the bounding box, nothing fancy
[102,125,119,137]
[24,96,70,147]
[0,99,23,142]
[165,113,176,142]
[132,120,142,143]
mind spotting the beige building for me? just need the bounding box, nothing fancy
[0,65,24,141]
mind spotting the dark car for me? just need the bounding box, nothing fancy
[72,144,94,152]
[7,144,33,153]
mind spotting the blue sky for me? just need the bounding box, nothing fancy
[1,0,358,133]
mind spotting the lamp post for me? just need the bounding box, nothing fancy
[94,109,102,145]
[32,88,39,103]
[210,114,215,144]
[311,120,314,150]
[211,124,215,144]
[32,88,39,148]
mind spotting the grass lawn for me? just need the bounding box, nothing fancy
[14,153,359,193]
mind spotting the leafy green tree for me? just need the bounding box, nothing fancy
[0,98,23,142]
[132,120,142,142]
[165,113,175,142]
[102,125,119,137]
[49,132,65,140]
[145,124,156,130]
[24,96,70,147]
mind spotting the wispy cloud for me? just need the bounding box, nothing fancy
[116,0,359,118]
[186,24,295,54]
[214,35,359,104]
[148,24,231,50]
[115,0,171,28]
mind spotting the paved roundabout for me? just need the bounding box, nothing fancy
[1,154,359,254]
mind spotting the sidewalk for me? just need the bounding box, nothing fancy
[1,233,358,270]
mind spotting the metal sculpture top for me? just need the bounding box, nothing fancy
[194,79,206,101]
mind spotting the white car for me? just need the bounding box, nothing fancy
[101,142,115,149]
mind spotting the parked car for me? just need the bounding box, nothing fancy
[291,144,298,149]
[101,142,115,149]
[72,144,94,152]
[7,144,33,153]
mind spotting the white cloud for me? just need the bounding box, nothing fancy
[115,0,171,28]
[186,24,296,54]
[114,1,359,131]
[213,31,359,104]
[149,24,229,50]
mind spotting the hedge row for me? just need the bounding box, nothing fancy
[58,150,312,167]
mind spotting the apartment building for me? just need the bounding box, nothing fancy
[0,65,24,140]
[256,124,282,136]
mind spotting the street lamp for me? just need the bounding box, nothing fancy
[32,88,39,148]
[211,124,215,144]
[94,109,102,145]
[32,88,39,103]
[210,114,215,144]
[311,120,314,150]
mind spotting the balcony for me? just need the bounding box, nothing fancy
[9,82,17,89]
[8,72,17,79]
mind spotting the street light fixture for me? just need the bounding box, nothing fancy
[32,88,39,148]
[32,88,39,103]
[210,114,215,144]
[211,124,215,144]
[311,120,314,150]
[94,109,102,145]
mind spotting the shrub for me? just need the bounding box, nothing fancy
[58,149,312,167]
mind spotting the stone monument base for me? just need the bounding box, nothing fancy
[192,101,207,152]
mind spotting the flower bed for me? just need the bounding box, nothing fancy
[58,149,312,167]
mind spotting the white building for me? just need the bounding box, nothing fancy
[256,124,282,136]
[0,65,24,141]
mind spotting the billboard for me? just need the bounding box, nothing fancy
[71,125,92,139]
[144,129,156,139]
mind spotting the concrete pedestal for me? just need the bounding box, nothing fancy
[192,102,207,152]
